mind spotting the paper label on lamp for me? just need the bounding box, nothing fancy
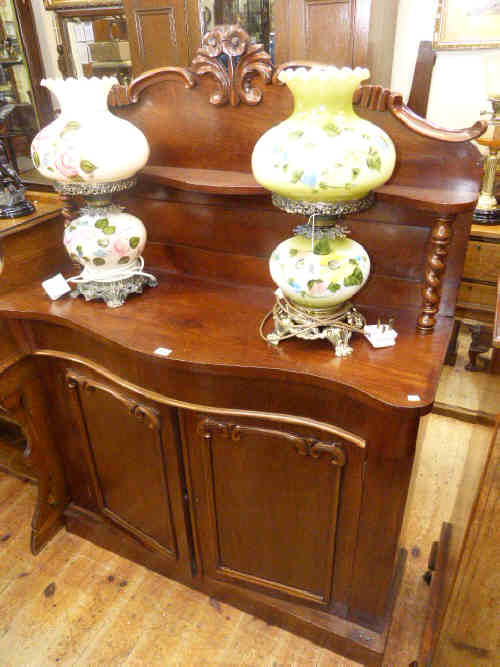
[154,347,172,357]
[42,274,71,300]
[407,394,421,402]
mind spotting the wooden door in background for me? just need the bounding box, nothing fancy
[273,0,370,67]
[121,0,398,84]
[123,0,193,75]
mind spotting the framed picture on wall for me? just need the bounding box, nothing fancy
[43,0,121,9]
[434,0,500,49]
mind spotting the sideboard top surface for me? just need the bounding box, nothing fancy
[0,269,452,413]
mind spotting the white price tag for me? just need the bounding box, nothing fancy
[154,347,172,357]
[42,273,71,300]
[407,395,421,402]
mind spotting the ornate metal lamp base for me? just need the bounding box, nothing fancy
[473,206,500,224]
[70,274,158,309]
[260,293,366,357]
[271,192,375,218]
[0,198,35,218]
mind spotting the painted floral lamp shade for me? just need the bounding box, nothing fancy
[31,77,149,184]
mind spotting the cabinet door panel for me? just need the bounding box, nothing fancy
[185,413,365,608]
[274,0,364,66]
[124,0,190,74]
[66,370,180,559]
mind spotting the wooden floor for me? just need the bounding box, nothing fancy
[0,331,496,666]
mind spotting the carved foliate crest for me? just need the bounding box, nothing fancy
[191,24,272,106]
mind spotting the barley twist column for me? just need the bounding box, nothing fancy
[417,214,455,334]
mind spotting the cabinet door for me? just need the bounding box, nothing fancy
[65,369,191,576]
[273,0,369,67]
[183,412,365,609]
[123,0,191,74]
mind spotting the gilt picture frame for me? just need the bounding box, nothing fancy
[43,0,121,10]
[434,0,500,50]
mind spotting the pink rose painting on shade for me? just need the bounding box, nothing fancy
[113,238,129,256]
[307,279,328,297]
[55,149,80,179]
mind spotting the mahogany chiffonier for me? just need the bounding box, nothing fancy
[0,29,486,666]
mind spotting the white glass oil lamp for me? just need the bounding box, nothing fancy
[252,66,396,356]
[31,77,157,307]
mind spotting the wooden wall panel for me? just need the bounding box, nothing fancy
[125,0,190,74]
[272,0,376,68]
[305,1,352,66]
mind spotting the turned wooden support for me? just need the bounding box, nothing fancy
[417,214,455,334]
[59,194,79,227]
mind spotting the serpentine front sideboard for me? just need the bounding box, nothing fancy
[0,28,486,666]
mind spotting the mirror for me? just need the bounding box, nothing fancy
[57,9,132,85]
[199,0,273,57]
[0,0,43,183]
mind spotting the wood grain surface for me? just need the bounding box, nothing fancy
[0,273,452,412]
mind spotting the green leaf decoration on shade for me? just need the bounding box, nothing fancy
[318,182,330,190]
[118,256,130,264]
[80,160,97,174]
[93,257,106,266]
[307,279,323,290]
[288,278,295,286]
[60,121,81,138]
[32,151,40,168]
[82,257,90,263]
[102,226,116,235]
[95,218,109,229]
[69,225,76,232]
[76,245,83,256]
[288,130,304,140]
[323,121,341,136]
[349,258,358,264]
[313,238,331,255]
[97,238,109,248]
[290,169,304,184]
[129,236,140,249]
[282,163,289,172]
[352,168,360,178]
[70,174,85,182]
[328,282,341,292]
[289,248,298,256]
[366,147,381,171]
[344,266,363,287]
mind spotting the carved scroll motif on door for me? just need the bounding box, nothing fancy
[66,372,160,431]
[197,417,346,466]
